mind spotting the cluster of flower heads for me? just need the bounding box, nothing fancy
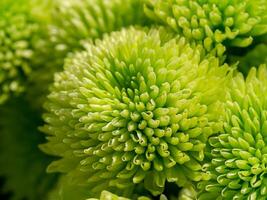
[1,0,267,200]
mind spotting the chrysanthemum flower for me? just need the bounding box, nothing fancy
[0,97,57,200]
[50,0,151,65]
[41,27,230,197]
[144,0,267,55]
[0,0,51,104]
[198,65,267,199]
[26,0,152,110]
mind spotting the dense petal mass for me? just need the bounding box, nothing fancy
[144,0,267,54]
[198,65,267,200]
[50,0,151,65]
[0,0,51,104]
[41,27,231,197]
[26,0,151,110]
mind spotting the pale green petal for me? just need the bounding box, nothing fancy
[178,185,197,200]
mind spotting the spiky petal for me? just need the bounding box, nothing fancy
[178,185,197,200]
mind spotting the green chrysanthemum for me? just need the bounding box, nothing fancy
[26,0,151,110]
[144,0,267,54]
[0,97,57,200]
[50,0,151,64]
[41,27,230,197]
[198,65,267,200]
[0,0,51,104]
[228,44,267,75]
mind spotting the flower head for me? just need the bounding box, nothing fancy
[0,0,51,104]
[41,27,230,197]
[26,0,152,110]
[144,0,267,54]
[50,0,151,65]
[198,65,267,199]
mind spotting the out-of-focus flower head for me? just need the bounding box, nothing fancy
[0,0,51,104]
[144,0,267,56]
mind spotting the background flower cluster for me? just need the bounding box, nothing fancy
[0,0,267,199]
